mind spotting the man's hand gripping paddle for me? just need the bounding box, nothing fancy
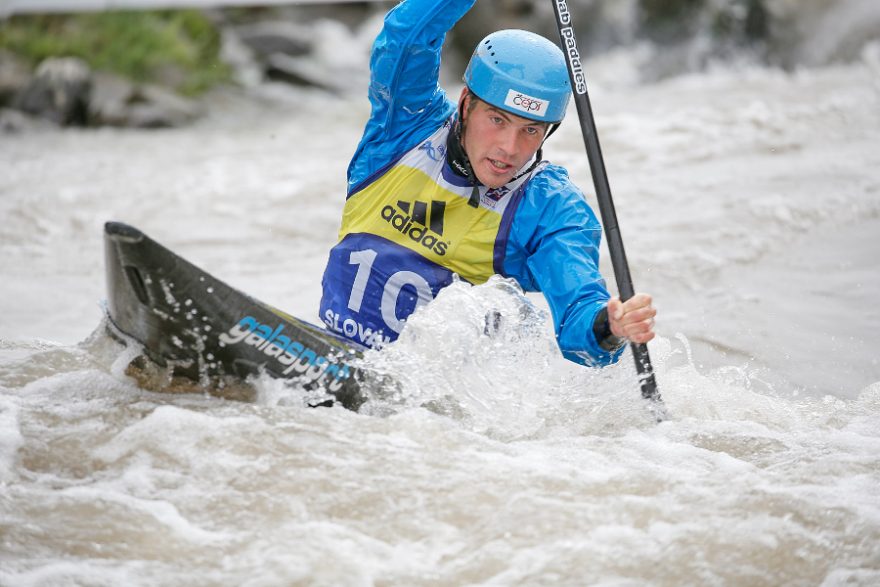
[550,0,668,421]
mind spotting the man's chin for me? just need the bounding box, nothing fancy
[475,172,512,190]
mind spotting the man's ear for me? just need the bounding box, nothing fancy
[458,87,470,119]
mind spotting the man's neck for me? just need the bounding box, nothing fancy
[445,119,479,182]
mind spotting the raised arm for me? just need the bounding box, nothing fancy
[347,0,477,194]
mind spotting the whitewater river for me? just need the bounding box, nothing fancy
[2,41,880,585]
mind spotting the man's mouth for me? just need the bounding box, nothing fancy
[488,158,511,171]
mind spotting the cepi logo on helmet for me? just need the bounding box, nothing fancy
[504,90,549,118]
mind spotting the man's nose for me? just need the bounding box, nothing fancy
[496,128,518,156]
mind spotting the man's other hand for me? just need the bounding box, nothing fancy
[607,293,656,344]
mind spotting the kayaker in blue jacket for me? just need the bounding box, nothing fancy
[319,0,656,367]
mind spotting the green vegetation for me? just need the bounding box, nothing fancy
[0,10,231,95]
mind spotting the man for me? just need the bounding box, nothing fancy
[319,0,655,367]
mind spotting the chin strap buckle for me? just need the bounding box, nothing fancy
[467,184,480,208]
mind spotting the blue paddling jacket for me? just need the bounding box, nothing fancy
[319,0,624,367]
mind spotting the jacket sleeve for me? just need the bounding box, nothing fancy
[347,0,476,195]
[503,166,625,367]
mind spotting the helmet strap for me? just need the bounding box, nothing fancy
[509,122,559,183]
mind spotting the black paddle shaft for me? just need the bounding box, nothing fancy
[549,0,662,405]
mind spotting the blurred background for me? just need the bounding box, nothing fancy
[2,0,878,128]
[1,6,879,584]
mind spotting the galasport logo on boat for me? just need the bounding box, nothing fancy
[504,89,549,118]
[217,315,351,392]
[381,199,450,256]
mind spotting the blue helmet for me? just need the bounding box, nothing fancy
[463,29,571,124]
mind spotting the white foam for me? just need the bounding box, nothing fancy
[0,394,23,483]
[59,484,233,544]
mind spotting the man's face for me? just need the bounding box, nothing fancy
[459,89,548,189]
